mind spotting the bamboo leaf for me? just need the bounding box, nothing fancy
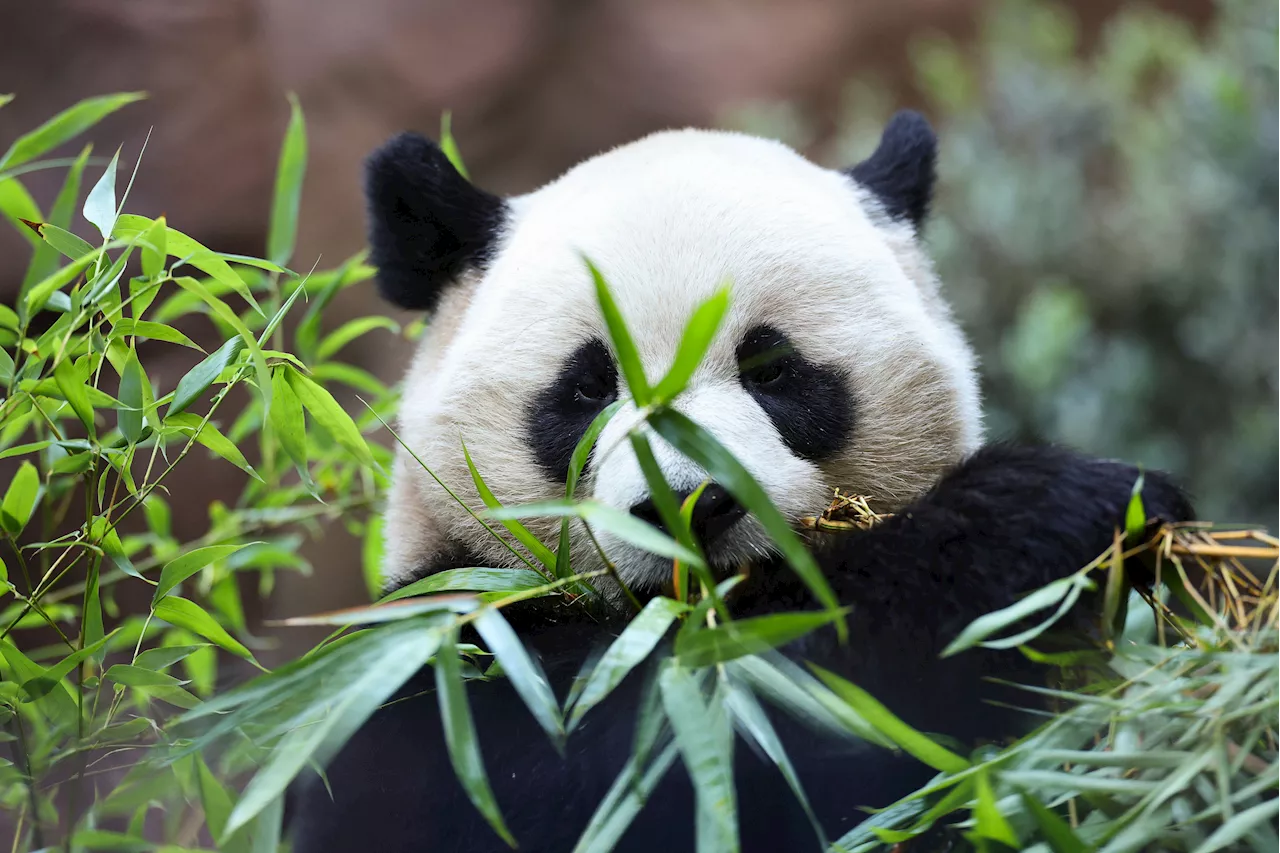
[809,663,970,773]
[473,607,563,745]
[380,568,551,603]
[1018,793,1089,853]
[153,596,256,664]
[83,146,121,240]
[556,400,622,579]
[971,770,1019,847]
[154,543,260,604]
[285,367,374,467]
[1,460,40,535]
[267,94,308,267]
[941,574,1087,658]
[658,663,738,852]
[113,319,202,350]
[651,286,731,403]
[316,315,399,361]
[488,499,705,568]
[568,596,688,729]
[0,92,144,171]
[463,440,556,571]
[675,611,844,668]
[436,628,516,847]
[167,336,245,418]
[647,408,844,637]
[116,347,147,444]
[586,258,650,405]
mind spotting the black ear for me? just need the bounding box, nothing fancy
[846,110,937,230]
[364,132,508,312]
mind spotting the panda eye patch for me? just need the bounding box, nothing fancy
[526,338,619,482]
[736,325,853,462]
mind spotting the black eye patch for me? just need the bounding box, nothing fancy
[527,338,619,482]
[736,325,853,461]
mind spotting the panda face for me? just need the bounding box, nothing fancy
[369,119,983,598]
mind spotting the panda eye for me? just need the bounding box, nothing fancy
[748,360,787,388]
[574,375,613,404]
[739,343,794,390]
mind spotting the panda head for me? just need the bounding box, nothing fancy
[367,112,983,600]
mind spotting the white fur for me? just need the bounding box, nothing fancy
[382,129,983,597]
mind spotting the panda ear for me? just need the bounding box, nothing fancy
[364,132,508,312]
[846,110,937,230]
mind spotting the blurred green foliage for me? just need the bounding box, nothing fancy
[737,0,1279,526]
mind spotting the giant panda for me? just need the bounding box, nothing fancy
[285,112,1194,852]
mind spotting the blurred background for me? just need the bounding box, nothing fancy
[1,0,1275,660]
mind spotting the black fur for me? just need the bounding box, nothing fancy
[526,338,620,482]
[846,110,937,229]
[365,132,508,312]
[736,325,853,461]
[286,444,1193,853]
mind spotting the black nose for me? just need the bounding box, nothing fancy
[629,484,746,546]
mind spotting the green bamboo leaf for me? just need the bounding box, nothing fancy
[1018,793,1089,853]
[21,144,91,298]
[941,574,1087,657]
[971,770,1019,847]
[362,515,385,601]
[24,248,98,316]
[171,276,269,409]
[1,460,40,535]
[0,176,41,246]
[647,409,844,636]
[153,596,256,664]
[20,632,112,701]
[675,611,844,668]
[83,146,121,240]
[167,336,246,418]
[114,216,267,313]
[586,258,650,405]
[1193,797,1280,853]
[317,315,399,361]
[113,319,201,350]
[197,754,250,853]
[82,560,105,664]
[808,663,970,773]
[723,681,826,848]
[380,567,551,603]
[0,92,144,171]
[53,353,96,435]
[439,110,469,179]
[658,663,738,852]
[32,221,95,261]
[474,607,563,745]
[1124,471,1146,541]
[133,645,208,671]
[138,215,167,281]
[651,285,731,403]
[488,499,705,568]
[223,620,443,837]
[568,596,688,729]
[285,367,374,466]
[166,413,259,480]
[269,367,309,482]
[436,628,516,847]
[556,400,622,578]
[571,744,680,853]
[267,94,308,267]
[154,543,259,604]
[463,441,556,570]
[116,347,146,443]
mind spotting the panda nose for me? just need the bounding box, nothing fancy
[629,484,746,546]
